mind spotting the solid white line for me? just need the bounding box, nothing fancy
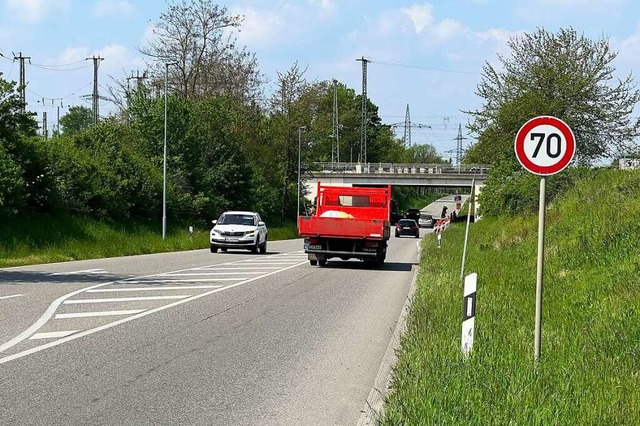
[197,267,282,270]
[30,330,79,340]
[48,269,106,276]
[0,260,307,364]
[160,272,264,276]
[55,310,145,319]
[0,294,24,300]
[63,295,190,304]
[87,285,222,292]
[127,278,246,283]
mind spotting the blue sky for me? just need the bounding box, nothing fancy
[2,0,640,158]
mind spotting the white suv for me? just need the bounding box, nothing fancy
[210,211,268,254]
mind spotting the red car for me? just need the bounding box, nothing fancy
[395,219,420,238]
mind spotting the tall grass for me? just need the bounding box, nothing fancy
[381,169,640,425]
[0,215,297,267]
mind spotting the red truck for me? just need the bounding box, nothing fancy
[298,183,392,267]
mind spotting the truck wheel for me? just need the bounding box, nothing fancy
[310,259,318,266]
[210,245,218,253]
[221,248,228,252]
[318,259,327,267]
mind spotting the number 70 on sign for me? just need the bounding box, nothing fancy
[514,116,576,176]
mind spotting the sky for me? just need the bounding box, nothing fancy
[2,0,640,159]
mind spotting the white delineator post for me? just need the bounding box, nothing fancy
[461,273,477,357]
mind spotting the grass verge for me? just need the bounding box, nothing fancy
[0,215,298,268]
[381,168,640,425]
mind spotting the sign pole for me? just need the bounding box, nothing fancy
[534,177,546,364]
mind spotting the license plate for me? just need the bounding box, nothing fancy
[226,238,239,243]
[305,244,322,250]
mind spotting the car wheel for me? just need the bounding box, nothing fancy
[210,244,218,253]
[259,237,267,254]
[395,231,399,237]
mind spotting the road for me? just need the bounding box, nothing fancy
[0,234,425,425]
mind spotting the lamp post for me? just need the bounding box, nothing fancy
[297,126,307,226]
[162,62,177,239]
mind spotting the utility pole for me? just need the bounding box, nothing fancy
[13,52,30,112]
[404,104,412,147]
[331,79,340,165]
[86,55,104,125]
[454,123,467,170]
[356,57,369,165]
[42,111,48,139]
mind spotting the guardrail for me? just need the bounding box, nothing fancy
[305,162,490,175]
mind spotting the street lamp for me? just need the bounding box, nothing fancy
[297,126,307,226]
[163,62,177,239]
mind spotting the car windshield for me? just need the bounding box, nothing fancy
[219,214,256,226]
[398,220,415,226]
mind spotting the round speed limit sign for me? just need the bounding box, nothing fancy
[514,116,575,176]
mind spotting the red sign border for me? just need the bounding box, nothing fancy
[514,116,575,176]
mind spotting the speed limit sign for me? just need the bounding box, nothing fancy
[514,116,575,176]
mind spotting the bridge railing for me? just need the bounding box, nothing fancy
[305,162,490,175]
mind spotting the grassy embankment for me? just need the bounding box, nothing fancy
[0,191,438,268]
[381,168,640,425]
[0,217,298,268]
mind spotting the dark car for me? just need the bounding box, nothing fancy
[418,213,435,228]
[395,219,420,238]
[406,208,420,222]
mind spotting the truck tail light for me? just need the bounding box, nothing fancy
[306,237,319,245]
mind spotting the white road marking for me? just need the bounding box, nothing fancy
[30,330,79,340]
[0,259,308,364]
[64,295,190,304]
[124,278,246,283]
[197,267,282,270]
[0,294,24,300]
[160,272,265,276]
[87,285,222,292]
[48,269,106,276]
[55,310,145,319]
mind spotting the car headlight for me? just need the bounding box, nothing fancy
[211,229,221,237]
[244,231,256,237]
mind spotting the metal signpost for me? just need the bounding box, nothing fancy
[514,116,575,364]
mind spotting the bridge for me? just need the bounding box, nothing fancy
[302,162,489,188]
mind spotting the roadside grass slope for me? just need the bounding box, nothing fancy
[381,168,640,425]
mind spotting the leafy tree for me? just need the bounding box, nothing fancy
[466,27,640,216]
[404,143,444,163]
[139,0,262,102]
[0,74,39,215]
[467,27,640,165]
[59,106,94,136]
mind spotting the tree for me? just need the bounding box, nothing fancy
[466,27,640,165]
[59,106,94,136]
[139,0,262,102]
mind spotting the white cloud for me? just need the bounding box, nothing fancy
[4,0,69,23]
[433,18,466,41]
[234,7,286,47]
[309,0,336,17]
[93,0,134,18]
[401,4,434,34]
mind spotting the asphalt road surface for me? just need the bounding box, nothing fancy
[0,234,423,425]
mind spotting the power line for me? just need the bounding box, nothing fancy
[369,59,481,75]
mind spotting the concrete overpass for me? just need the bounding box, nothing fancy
[300,162,489,208]
[301,162,489,199]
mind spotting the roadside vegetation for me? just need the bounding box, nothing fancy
[381,168,640,425]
